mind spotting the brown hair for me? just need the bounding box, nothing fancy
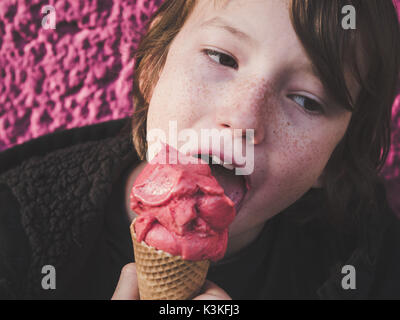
[288,0,400,233]
[130,0,400,232]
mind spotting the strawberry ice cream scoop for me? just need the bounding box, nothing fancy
[130,144,236,262]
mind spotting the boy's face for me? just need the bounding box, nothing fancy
[145,0,353,243]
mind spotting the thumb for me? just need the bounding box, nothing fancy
[111,263,140,300]
[193,280,232,300]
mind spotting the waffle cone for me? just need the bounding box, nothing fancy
[130,221,210,300]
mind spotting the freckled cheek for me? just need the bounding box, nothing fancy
[285,131,339,188]
[147,59,216,133]
[270,128,343,189]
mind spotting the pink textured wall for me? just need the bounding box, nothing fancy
[0,0,399,212]
[380,0,400,215]
[0,0,162,150]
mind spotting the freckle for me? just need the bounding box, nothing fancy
[287,122,291,126]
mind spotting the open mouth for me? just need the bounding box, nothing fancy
[194,154,248,214]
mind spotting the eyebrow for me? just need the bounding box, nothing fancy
[296,62,322,81]
[200,17,258,48]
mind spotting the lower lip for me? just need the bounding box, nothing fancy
[234,184,250,215]
[235,199,244,215]
[238,174,252,212]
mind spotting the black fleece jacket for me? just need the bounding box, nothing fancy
[1,118,400,300]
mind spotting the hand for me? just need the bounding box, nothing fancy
[111,263,232,300]
[111,263,140,300]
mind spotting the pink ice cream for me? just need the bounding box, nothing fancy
[130,143,237,262]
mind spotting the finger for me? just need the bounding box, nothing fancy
[111,263,140,300]
[193,280,232,300]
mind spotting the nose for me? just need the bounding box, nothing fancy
[215,77,271,145]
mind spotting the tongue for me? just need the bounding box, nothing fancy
[209,164,247,212]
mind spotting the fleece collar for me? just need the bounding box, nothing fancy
[0,119,138,298]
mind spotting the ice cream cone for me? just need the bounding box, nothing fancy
[130,220,210,300]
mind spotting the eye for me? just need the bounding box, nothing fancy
[288,94,324,114]
[203,49,238,70]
